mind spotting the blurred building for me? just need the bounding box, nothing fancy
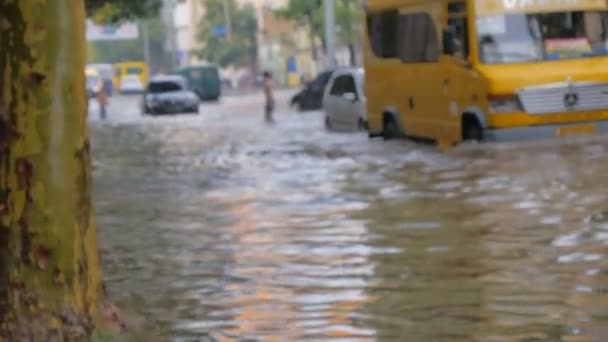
[163,0,318,87]
[237,0,316,88]
[163,0,204,67]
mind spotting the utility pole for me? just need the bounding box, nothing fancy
[222,0,233,40]
[142,20,151,68]
[324,0,336,69]
[164,0,178,70]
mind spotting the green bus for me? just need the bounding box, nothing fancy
[176,65,221,101]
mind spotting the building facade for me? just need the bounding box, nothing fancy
[163,0,204,67]
[164,0,319,87]
[238,0,317,87]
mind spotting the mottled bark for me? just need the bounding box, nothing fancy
[0,0,104,339]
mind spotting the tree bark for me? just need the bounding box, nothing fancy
[0,0,104,339]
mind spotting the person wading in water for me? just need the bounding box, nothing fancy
[95,79,108,120]
[263,71,275,124]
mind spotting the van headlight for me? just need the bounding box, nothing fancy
[147,97,157,106]
[488,95,522,114]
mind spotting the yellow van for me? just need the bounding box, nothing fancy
[112,61,149,90]
[364,0,608,145]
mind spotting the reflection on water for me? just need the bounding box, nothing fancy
[92,107,608,341]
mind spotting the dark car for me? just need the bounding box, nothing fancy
[290,70,335,111]
[142,75,200,115]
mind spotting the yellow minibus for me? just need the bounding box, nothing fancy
[112,61,148,90]
[364,0,608,145]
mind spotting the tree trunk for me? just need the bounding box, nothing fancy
[343,0,356,66]
[306,13,318,63]
[0,0,105,339]
[348,42,356,66]
[250,20,259,83]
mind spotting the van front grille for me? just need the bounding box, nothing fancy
[518,82,608,115]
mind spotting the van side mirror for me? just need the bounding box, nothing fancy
[443,29,457,56]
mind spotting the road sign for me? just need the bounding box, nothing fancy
[176,50,189,65]
[86,19,139,41]
[213,25,227,38]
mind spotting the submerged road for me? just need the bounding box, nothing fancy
[90,92,608,341]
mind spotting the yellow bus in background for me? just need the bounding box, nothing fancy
[364,0,608,146]
[112,61,148,90]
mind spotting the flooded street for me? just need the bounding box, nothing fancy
[91,94,608,341]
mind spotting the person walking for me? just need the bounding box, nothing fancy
[95,79,108,120]
[263,71,275,124]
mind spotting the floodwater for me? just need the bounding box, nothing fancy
[91,94,608,341]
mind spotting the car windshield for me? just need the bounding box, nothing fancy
[148,81,183,93]
[477,10,608,64]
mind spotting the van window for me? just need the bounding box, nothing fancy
[397,13,440,63]
[367,11,439,62]
[447,2,470,59]
[126,67,142,75]
[190,70,202,79]
[367,10,399,58]
[342,76,357,96]
[329,76,346,96]
[203,68,219,80]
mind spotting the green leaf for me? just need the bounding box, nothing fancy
[86,0,162,23]
[196,0,258,67]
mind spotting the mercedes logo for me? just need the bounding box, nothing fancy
[564,92,579,108]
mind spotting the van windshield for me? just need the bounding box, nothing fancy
[477,10,608,64]
[126,67,142,75]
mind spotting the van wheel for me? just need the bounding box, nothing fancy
[358,118,367,131]
[462,115,483,142]
[325,116,333,131]
[382,114,399,140]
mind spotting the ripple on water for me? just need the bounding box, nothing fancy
[93,114,608,340]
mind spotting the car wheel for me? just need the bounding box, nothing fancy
[291,99,301,112]
[383,115,399,140]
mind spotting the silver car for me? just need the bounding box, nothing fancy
[142,75,200,115]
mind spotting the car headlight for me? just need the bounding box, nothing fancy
[488,95,522,114]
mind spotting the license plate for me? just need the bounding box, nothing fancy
[556,125,597,137]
